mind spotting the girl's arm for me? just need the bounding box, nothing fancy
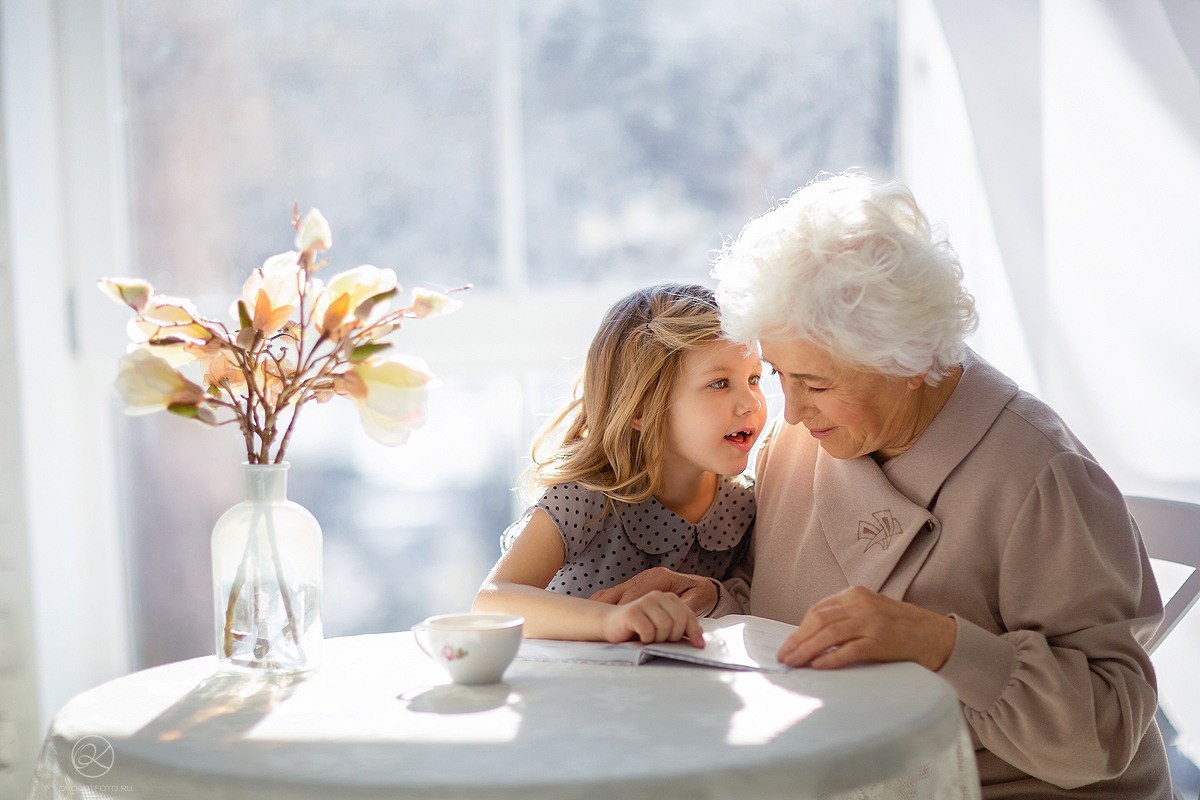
[473,509,703,646]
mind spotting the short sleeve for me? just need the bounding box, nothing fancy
[535,483,609,562]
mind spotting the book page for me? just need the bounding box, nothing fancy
[642,615,794,672]
[517,638,649,666]
[516,615,796,671]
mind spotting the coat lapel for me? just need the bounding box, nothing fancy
[813,446,939,598]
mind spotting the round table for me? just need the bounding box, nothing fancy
[29,632,979,800]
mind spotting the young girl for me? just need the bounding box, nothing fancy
[473,283,766,646]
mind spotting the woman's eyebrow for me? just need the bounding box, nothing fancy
[765,361,828,382]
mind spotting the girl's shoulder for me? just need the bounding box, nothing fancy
[533,482,620,561]
[533,481,613,534]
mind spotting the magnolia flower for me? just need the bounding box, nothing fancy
[204,351,247,391]
[98,278,153,312]
[114,349,208,416]
[139,294,204,325]
[129,309,214,348]
[235,251,303,335]
[260,356,298,406]
[410,287,463,319]
[314,265,398,339]
[100,209,463,464]
[340,356,433,445]
[126,338,194,369]
[295,208,332,254]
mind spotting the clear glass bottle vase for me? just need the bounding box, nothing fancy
[211,462,323,673]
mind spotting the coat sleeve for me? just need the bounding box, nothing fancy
[708,545,753,617]
[936,452,1163,788]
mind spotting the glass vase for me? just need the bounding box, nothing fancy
[211,462,323,673]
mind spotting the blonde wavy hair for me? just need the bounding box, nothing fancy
[527,283,724,507]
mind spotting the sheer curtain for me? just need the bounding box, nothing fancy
[901,0,1200,501]
[899,0,1200,779]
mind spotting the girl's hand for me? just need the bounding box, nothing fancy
[776,586,957,671]
[601,591,705,647]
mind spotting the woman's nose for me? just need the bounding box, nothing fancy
[782,388,809,425]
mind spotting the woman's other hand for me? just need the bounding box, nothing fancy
[602,590,705,647]
[777,586,957,671]
[591,567,718,615]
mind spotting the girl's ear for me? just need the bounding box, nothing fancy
[631,414,644,432]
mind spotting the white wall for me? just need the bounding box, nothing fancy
[0,0,133,787]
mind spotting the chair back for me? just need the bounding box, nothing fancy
[1126,495,1200,655]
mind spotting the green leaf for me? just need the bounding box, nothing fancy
[167,402,200,420]
[237,299,252,329]
[349,342,393,363]
[169,402,218,426]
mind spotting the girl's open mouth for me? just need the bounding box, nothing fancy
[724,430,753,445]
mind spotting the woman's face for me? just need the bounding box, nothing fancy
[759,338,923,460]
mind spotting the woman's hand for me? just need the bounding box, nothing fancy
[591,567,718,615]
[776,586,957,671]
[602,591,705,647]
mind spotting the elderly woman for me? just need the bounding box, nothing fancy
[596,173,1172,797]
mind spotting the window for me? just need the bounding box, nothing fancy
[115,0,897,666]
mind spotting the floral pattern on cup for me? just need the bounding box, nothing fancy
[442,645,469,662]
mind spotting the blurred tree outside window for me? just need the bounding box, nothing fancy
[115,0,896,667]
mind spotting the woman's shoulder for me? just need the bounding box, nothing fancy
[989,390,1101,472]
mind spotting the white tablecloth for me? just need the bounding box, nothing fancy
[30,632,980,800]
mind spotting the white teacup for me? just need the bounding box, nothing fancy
[412,613,524,685]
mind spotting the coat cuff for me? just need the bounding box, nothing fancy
[937,614,1018,711]
[705,578,731,617]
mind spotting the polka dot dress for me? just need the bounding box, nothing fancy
[504,476,755,597]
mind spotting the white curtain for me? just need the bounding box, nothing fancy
[901,0,1200,503]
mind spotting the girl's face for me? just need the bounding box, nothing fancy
[661,340,767,481]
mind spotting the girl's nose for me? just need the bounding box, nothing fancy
[737,385,763,416]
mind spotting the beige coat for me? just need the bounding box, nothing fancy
[713,349,1172,798]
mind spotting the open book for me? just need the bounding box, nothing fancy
[517,614,796,673]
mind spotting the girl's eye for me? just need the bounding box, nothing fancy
[749,374,761,386]
[709,379,729,389]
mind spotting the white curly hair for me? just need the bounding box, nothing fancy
[712,171,979,384]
